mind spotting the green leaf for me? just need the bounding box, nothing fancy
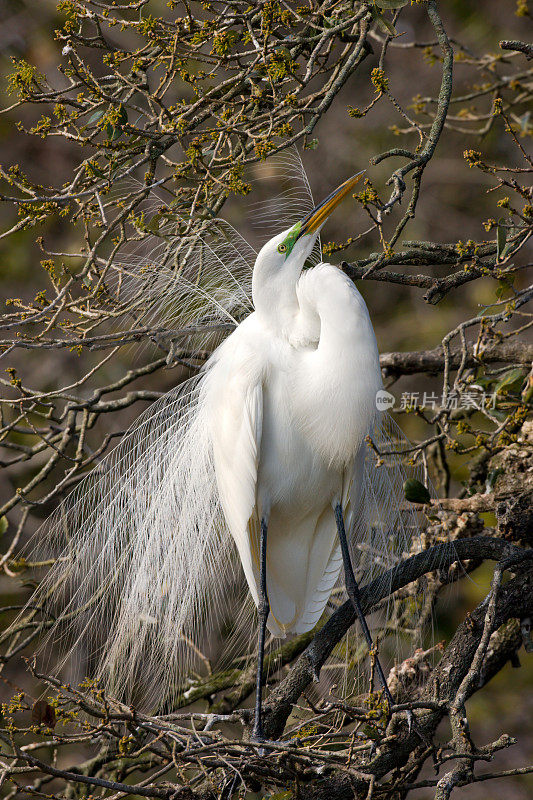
[370,6,398,36]
[117,103,128,126]
[0,516,8,537]
[146,212,162,234]
[494,367,525,395]
[496,218,507,261]
[87,108,105,124]
[474,373,495,388]
[404,478,431,504]
[105,123,122,142]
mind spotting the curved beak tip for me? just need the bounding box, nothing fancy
[299,171,366,237]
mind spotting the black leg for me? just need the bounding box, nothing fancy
[253,517,269,741]
[334,503,395,711]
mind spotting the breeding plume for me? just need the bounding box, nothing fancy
[25,156,427,740]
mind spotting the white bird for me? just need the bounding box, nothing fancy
[22,162,426,741]
[205,173,393,737]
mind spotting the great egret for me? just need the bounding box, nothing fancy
[20,159,428,743]
[206,172,395,739]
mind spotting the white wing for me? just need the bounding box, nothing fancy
[206,319,264,607]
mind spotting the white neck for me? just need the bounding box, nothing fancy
[251,228,319,337]
[252,236,311,338]
[252,266,301,335]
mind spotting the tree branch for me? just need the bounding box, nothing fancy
[379,340,533,377]
[297,551,533,799]
[263,536,531,739]
[499,40,533,60]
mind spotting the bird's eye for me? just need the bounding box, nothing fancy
[277,243,287,254]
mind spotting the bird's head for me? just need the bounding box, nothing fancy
[252,172,364,318]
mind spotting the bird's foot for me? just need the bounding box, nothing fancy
[250,728,269,756]
[404,709,431,747]
[251,730,299,756]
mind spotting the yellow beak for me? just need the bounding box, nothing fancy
[298,171,365,237]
